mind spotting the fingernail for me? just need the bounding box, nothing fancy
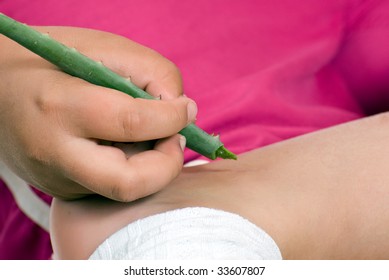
[187,100,198,124]
[179,135,186,151]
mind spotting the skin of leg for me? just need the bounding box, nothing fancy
[50,113,389,260]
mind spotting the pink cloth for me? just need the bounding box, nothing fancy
[1,0,389,259]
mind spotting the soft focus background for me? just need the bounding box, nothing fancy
[1,0,389,259]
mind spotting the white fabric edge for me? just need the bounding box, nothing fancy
[0,160,50,232]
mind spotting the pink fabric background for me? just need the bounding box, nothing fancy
[1,0,389,259]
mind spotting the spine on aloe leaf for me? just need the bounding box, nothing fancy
[0,13,237,160]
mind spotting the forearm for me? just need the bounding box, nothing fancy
[51,113,389,259]
[138,112,389,260]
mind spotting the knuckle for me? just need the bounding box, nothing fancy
[35,83,63,116]
[168,101,186,126]
[164,60,181,78]
[36,94,58,115]
[108,176,144,202]
[150,58,183,97]
[160,60,183,87]
[118,105,141,140]
[23,139,49,165]
[109,185,129,202]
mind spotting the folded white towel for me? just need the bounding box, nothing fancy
[89,207,282,260]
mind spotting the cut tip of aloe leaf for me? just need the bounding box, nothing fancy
[215,146,238,160]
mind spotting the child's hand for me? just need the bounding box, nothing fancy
[0,26,197,201]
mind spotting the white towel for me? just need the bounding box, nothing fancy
[89,207,282,260]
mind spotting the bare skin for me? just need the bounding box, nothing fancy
[50,113,389,260]
[0,26,196,201]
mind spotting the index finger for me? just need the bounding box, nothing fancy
[56,78,197,142]
[41,26,184,99]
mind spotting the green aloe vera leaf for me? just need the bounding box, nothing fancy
[0,13,237,160]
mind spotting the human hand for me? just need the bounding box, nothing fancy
[0,26,197,201]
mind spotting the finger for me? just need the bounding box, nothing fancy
[143,60,184,100]
[59,134,186,201]
[88,35,184,100]
[40,26,184,99]
[58,78,197,141]
[95,42,184,100]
